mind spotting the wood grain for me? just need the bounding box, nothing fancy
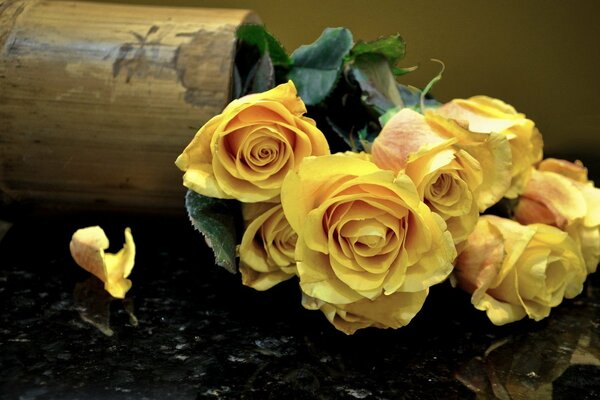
[0,0,260,213]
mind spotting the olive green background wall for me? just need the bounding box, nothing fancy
[79,0,599,158]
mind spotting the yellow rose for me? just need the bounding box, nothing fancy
[281,153,456,331]
[372,109,485,244]
[238,203,297,290]
[175,81,330,202]
[455,215,586,325]
[514,158,600,273]
[434,96,543,198]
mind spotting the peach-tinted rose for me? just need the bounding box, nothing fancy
[514,158,600,273]
[434,96,543,198]
[281,153,456,332]
[372,108,506,244]
[238,203,297,290]
[455,216,586,325]
[175,81,329,202]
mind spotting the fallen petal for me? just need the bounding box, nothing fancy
[69,226,135,299]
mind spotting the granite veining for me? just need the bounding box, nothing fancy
[0,213,598,399]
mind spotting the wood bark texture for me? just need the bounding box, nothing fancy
[0,0,260,212]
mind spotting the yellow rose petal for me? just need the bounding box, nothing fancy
[302,290,429,335]
[281,154,381,234]
[538,158,588,183]
[69,226,135,299]
[242,80,307,116]
[372,108,446,172]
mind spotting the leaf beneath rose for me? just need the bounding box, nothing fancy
[348,34,407,66]
[185,190,240,274]
[247,51,275,94]
[233,26,277,97]
[236,24,290,67]
[288,27,353,105]
[350,53,404,115]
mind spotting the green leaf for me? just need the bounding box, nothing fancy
[236,24,291,67]
[351,53,404,115]
[185,190,240,274]
[263,31,290,67]
[288,27,353,105]
[349,34,406,65]
[245,51,275,94]
[348,35,416,78]
[356,126,374,152]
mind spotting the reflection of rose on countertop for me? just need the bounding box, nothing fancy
[455,286,600,400]
[0,220,12,243]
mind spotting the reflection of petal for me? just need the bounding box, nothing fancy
[73,277,139,336]
[123,297,139,327]
[73,277,114,337]
[570,332,600,367]
[454,356,494,397]
[0,220,12,243]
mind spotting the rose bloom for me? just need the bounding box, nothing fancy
[281,153,456,332]
[455,215,586,325]
[433,96,543,198]
[372,108,489,244]
[514,158,600,274]
[175,81,329,202]
[238,203,297,290]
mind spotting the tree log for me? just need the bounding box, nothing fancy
[0,0,260,213]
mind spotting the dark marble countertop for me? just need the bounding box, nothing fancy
[0,211,598,400]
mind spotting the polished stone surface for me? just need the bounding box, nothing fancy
[0,212,598,400]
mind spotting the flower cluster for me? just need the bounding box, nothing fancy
[177,28,598,334]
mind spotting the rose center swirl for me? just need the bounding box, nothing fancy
[329,201,405,275]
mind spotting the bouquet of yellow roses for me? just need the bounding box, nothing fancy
[175,26,598,334]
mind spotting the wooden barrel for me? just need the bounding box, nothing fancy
[0,0,260,213]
